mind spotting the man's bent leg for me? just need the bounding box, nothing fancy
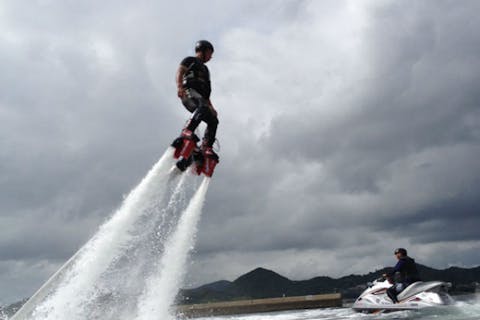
[203,113,218,147]
[186,104,218,146]
[387,286,399,303]
[185,98,210,133]
[185,110,202,133]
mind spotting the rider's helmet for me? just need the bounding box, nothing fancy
[195,40,214,53]
[394,248,407,256]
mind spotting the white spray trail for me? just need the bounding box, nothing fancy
[91,172,190,320]
[10,147,213,320]
[136,177,210,320]
[19,148,177,320]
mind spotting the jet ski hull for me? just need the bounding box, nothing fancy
[352,278,453,313]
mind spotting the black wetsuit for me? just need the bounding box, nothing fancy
[180,56,218,147]
[386,256,421,303]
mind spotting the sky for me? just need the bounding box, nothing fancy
[1,0,480,304]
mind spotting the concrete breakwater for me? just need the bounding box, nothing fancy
[177,293,342,317]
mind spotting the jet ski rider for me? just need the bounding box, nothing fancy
[384,248,421,303]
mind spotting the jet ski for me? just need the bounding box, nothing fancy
[352,277,453,313]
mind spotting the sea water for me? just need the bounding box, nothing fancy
[194,295,480,320]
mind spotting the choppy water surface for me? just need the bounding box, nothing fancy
[197,295,480,320]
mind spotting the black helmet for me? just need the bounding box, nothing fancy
[195,40,214,53]
[394,248,407,256]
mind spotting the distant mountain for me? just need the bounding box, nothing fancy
[178,265,480,304]
[234,268,292,299]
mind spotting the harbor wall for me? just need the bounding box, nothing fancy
[177,293,342,317]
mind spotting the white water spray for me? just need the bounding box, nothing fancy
[11,148,211,320]
[136,178,210,320]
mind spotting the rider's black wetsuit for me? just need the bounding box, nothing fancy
[180,56,218,148]
[386,256,421,303]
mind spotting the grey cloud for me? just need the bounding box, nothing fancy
[2,0,480,304]
[194,0,480,271]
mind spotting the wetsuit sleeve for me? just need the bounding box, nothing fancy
[180,57,196,68]
[388,260,405,276]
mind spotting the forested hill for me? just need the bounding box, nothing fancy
[179,265,480,304]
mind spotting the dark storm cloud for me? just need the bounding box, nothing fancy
[0,0,310,303]
[189,0,480,284]
[1,0,480,303]
[254,0,480,230]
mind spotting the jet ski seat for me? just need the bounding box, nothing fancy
[397,281,445,301]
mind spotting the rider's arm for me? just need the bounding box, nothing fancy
[387,260,405,277]
[176,65,187,97]
[208,99,217,117]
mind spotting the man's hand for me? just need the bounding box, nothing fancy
[383,273,394,284]
[176,65,187,98]
[177,87,186,98]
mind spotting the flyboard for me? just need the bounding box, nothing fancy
[170,129,219,177]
